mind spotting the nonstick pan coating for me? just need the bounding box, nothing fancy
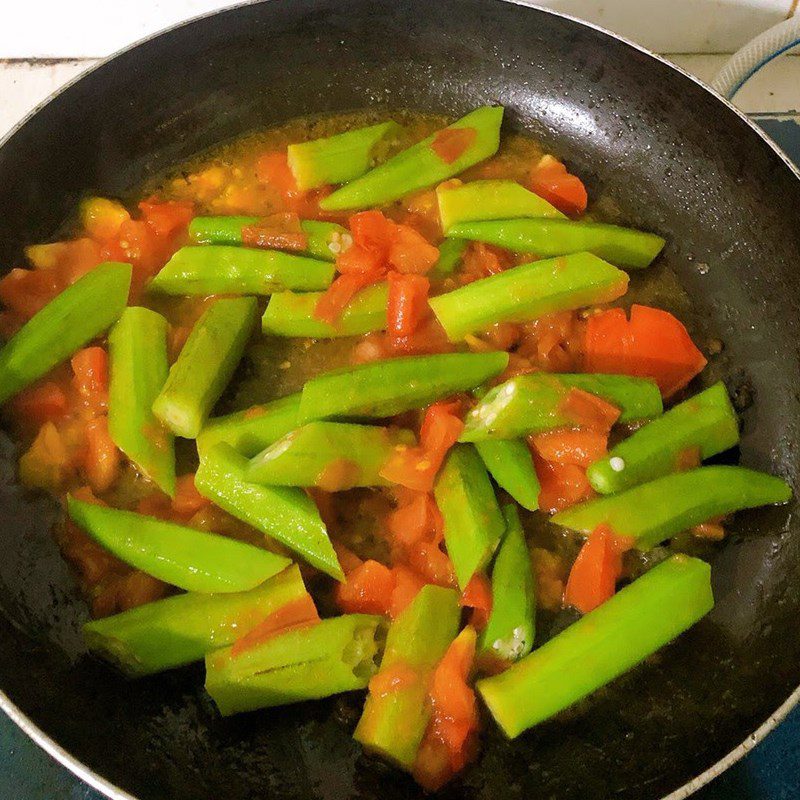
[0,2,797,798]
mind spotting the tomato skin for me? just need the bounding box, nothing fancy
[230,594,320,658]
[564,524,632,613]
[313,270,383,325]
[529,154,588,216]
[431,127,477,164]
[386,272,430,339]
[584,304,707,397]
[558,388,620,432]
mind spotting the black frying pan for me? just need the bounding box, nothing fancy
[0,1,798,798]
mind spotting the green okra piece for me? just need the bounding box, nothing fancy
[262,283,388,338]
[153,297,257,439]
[429,252,629,341]
[197,392,302,458]
[195,443,343,580]
[188,217,348,263]
[434,444,506,590]
[461,373,662,442]
[149,246,335,295]
[298,351,508,423]
[246,422,415,489]
[108,306,176,496]
[355,585,460,769]
[287,121,401,190]
[552,466,792,551]
[449,218,665,269]
[588,382,739,495]
[0,261,131,404]
[84,565,308,676]
[67,495,289,593]
[430,237,468,279]
[475,439,540,511]
[479,505,535,663]
[206,614,383,715]
[320,106,504,211]
[477,554,713,738]
[437,179,564,232]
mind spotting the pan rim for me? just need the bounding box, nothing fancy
[0,1,797,798]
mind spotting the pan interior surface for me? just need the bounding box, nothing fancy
[0,2,797,799]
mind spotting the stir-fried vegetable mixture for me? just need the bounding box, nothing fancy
[0,107,791,790]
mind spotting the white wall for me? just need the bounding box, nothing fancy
[0,0,795,58]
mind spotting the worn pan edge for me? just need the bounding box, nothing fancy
[0,1,797,798]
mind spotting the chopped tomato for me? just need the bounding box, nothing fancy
[138,198,194,238]
[431,127,477,164]
[335,559,395,615]
[0,267,61,320]
[459,573,492,630]
[529,154,588,217]
[101,218,163,301]
[333,542,365,575]
[564,524,633,613]
[388,225,439,274]
[26,238,104,284]
[386,315,454,357]
[9,381,68,427]
[584,305,707,397]
[389,565,426,619]
[386,491,438,549]
[387,272,430,339]
[83,416,121,494]
[18,421,72,492]
[516,310,584,372]
[336,243,384,274]
[313,270,383,325]
[71,347,109,412]
[230,594,320,657]
[172,473,210,518]
[349,210,396,261]
[559,387,620,431]
[80,197,131,241]
[406,538,456,588]
[534,452,594,513]
[255,151,301,200]
[530,427,608,467]
[380,400,464,491]
[413,627,479,791]
[459,241,511,283]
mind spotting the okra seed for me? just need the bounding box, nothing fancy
[609,456,626,472]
